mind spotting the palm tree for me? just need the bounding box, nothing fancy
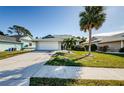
[63,37,77,53]
[79,6,106,55]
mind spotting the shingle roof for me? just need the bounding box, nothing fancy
[33,35,76,42]
[92,32,124,43]
[53,35,74,38]
[33,38,64,42]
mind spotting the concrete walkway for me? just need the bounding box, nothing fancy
[0,51,51,86]
[34,65,124,80]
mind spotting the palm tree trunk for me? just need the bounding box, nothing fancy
[88,29,92,55]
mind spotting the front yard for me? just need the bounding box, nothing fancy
[30,77,124,86]
[45,51,124,68]
[0,50,32,60]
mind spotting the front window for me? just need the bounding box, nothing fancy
[29,43,32,46]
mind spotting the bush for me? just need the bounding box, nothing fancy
[91,44,97,51]
[52,52,65,57]
[84,44,97,51]
[119,47,124,52]
[72,45,86,51]
[72,44,97,51]
[99,45,109,52]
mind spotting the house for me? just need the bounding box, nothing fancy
[0,35,35,51]
[33,35,74,51]
[0,34,78,51]
[92,32,124,52]
[0,35,22,51]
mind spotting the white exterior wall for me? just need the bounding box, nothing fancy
[21,40,35,49]
[20,36,35,50]
[0,42,22,51]
[36,41,61,50]
[98,41,122,52]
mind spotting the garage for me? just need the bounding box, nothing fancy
[34,38,63,51]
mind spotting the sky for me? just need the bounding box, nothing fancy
[0,6,124,38]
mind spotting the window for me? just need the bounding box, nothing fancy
[29,43,32,46]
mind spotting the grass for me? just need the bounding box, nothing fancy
[45,51,124,68]
[30,77,124,86]
[0,50,32,60]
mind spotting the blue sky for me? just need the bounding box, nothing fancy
[0,6,124,38]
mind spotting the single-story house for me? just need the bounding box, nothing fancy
[0,35,35,51]
[33,35,74,51]
[92,32,124,52]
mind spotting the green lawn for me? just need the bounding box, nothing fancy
[45,51,124,68]
[0,50,32,60]
[30,77,124,86]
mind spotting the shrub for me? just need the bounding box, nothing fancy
[72,44,97,51]
[84,44,97,51]
[91,44,97,51]
[119,47,124,52]
[99,45,109,52]
[72,45,86,51]
[52,52,65,57]
[103,46,109,52]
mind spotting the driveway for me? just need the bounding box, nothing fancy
[0,51,51,86]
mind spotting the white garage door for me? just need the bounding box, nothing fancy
[36,41,61,50]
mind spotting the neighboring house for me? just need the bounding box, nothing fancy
[33,35,74,51]
[92,32,124,52]
[0,35,35,51]
[0,35,22,51]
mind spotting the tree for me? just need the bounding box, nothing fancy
[79,6,106,55]
[0,31,4,35]
[42,34,54,39]
[8,25,32,37]
[35,37,38,39]
[62,37,77,53]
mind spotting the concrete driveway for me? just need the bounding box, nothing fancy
[0,51,51,86]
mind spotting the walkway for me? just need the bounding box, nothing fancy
[34,65,124,80]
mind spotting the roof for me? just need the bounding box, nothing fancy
[10,35,33,40]
[0,35,22,43]
[92,32,124,43]
[93,31,124,37]
[33,38,64,42]
[53,35,74,38]
[33,34,75,42]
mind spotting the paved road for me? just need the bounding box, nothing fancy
[0,51,51,86]
[34,65,124,80]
